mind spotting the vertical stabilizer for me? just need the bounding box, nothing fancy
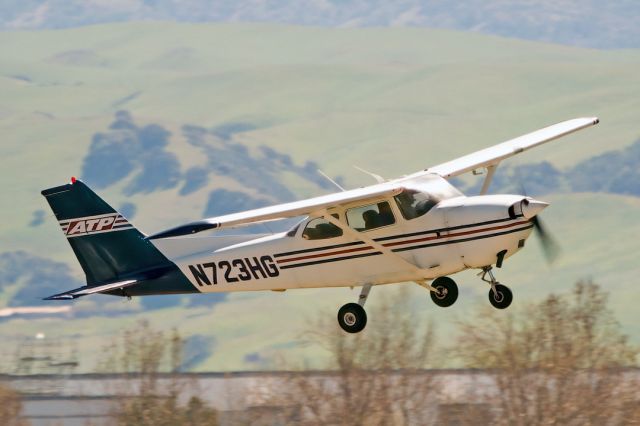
[41,179,170,285]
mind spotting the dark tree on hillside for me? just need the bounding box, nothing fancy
[138,124,171,150]
[0,251,82,307]
[204,189,269,217]
[568,139,640,196]
[180,166,210,196]
[82,131,137,188]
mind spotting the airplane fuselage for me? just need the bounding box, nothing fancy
[150,176,536,295]
[41,117,598,332]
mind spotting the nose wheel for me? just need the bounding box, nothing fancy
[488,284,512,309]
[480,267,513,309]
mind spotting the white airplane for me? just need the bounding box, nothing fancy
[43,117,599,333]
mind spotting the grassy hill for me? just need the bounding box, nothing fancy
[0,22,639,371]
[2,192,639,372]
[3,1,640,48]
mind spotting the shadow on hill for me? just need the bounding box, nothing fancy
[82,111,338,218]
[0,251,82,307]
[82,110,181,194]
[0,250,230,311]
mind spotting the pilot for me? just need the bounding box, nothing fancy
[378,202,394,226]
[363,210,381,230]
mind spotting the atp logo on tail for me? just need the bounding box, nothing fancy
[59,213,133,238]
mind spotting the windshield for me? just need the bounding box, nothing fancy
[394,176,462,220]
[394,190,437,220]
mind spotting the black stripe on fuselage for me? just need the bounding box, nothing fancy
[274,216,519,259]
[278,224,533,270]
[374,216,519,242]
[274,240,366,258]
[279,251,383,270]
[391,224,533,253]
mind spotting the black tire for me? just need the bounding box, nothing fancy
[337,303,367,333]
[488,284,513,309]
[430,276,459,307]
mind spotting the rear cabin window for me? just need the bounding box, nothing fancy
[302,215,343,240]
[394,190,438,220]
[346,201,395,231]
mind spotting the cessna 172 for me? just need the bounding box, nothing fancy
[43,117,599,333]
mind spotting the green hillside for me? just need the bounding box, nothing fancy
[0,22,639,371]
[3,23,640,259]
[2,192,639,372]
[3,1,640,48]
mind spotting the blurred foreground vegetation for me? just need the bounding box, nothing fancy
[2,281,638,425]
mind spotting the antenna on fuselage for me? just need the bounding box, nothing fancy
[353,166,386,183]
[317,170,346,192]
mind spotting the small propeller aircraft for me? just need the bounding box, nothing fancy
[42,117,599,333]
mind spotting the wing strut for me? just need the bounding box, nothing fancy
[479,165,498,195]
[322,210,432,281]
[321,211,438,292]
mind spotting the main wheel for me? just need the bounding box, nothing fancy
[430,276,459,307]
[337,303,367,333]
[488,284,513,309]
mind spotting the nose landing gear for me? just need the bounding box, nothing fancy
[479,267,513,309]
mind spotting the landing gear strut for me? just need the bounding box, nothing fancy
[479,267,513,309]
[337,284,371,333]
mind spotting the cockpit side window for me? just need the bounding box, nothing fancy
[286,223,301,237]
[394,190,438,220]
[346,201,396,232]
[302,214,343,240]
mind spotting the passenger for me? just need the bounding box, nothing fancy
[378,202,395,226]
[363,210,381,230]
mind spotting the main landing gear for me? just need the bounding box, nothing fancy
[415,276,460,308]
[429,276,459,307]
[421,268,513,310]
[337,283,371,333]
[479,266,513,309]
[337,268,513,332]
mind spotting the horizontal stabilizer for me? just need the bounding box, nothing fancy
[43,279,137,300]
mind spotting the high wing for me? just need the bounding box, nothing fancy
[148,182,404,239]
[424,117,599,178]
[149,117,598,239]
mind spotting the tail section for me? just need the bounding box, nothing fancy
[41,179,170,286]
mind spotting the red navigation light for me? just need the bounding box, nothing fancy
[71,176,77,184]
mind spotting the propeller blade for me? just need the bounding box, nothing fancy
[518,181,560,264]
[531,215,561,264]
